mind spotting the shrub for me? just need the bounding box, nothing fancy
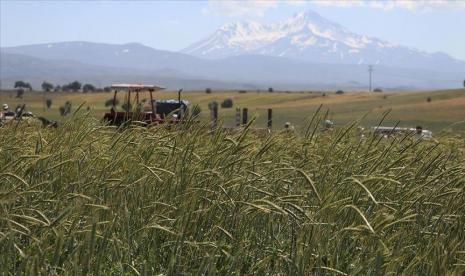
[336,90,344,95]
[58,107,65,116]
[205,88,212,94]
[268,87,274,93]
[16,89,24,99]
[59,101,72,116]
[121,102,132,111]
[238,90,247,94]
[46,99,52,109]
[374,88,383,92]
[105,98,119,107]
[427,97,432,102]
[221,98,233,108]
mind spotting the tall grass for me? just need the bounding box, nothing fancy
[1,110,464,274]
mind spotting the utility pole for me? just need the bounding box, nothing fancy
[368,65,374,92]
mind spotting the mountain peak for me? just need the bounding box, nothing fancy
[182,11,365,59]
[292,9,324,21]
[181,11,464,71]
[220,21,262,30]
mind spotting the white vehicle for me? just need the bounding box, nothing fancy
[1,104,39,126]
[372,126,432,140]
[0,104,16,123]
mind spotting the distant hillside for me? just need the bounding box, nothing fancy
[2,41,210,73]
[0,52,255,90]
[2,41,464,90]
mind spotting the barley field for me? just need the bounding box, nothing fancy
[1,108,464,274]
[1,88,465,132]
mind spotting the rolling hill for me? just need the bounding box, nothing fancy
[0,52,250,90]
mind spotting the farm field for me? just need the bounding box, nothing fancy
[1,88,465,132]
[1,110,465,274]
[3,0,465,274]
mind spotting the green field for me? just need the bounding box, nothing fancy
[1,110,465,274]
[1,88,465,132]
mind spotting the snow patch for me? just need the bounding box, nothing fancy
[291,35,317,47]
[181,9,418,63]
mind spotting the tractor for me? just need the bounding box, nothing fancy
[103,84,188,126]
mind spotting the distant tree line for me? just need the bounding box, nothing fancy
[13,80,112,93]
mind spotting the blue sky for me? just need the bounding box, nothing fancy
[1,0,464,60]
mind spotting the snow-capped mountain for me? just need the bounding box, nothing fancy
[183,10,465,72]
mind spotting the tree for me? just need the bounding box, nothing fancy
[14,81,27,89]
[463,79,465,88]
[336,90,344,95]
[54,85,61,92]
[82,83,96,93]
[41,81,54,92]
[14,80,32,91]
[205,88,212,94]
[104,86,112,93]
[268,87,274,93]
[46,99,52,109]
[67,81,81,92]
[221,98,233,108]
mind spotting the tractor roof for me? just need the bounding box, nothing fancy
[111,84,165,91]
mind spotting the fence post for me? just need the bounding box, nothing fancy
[235,108,241,127]
[242,108,248,125]
[267,108,272,129]
[210,102,218,129]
